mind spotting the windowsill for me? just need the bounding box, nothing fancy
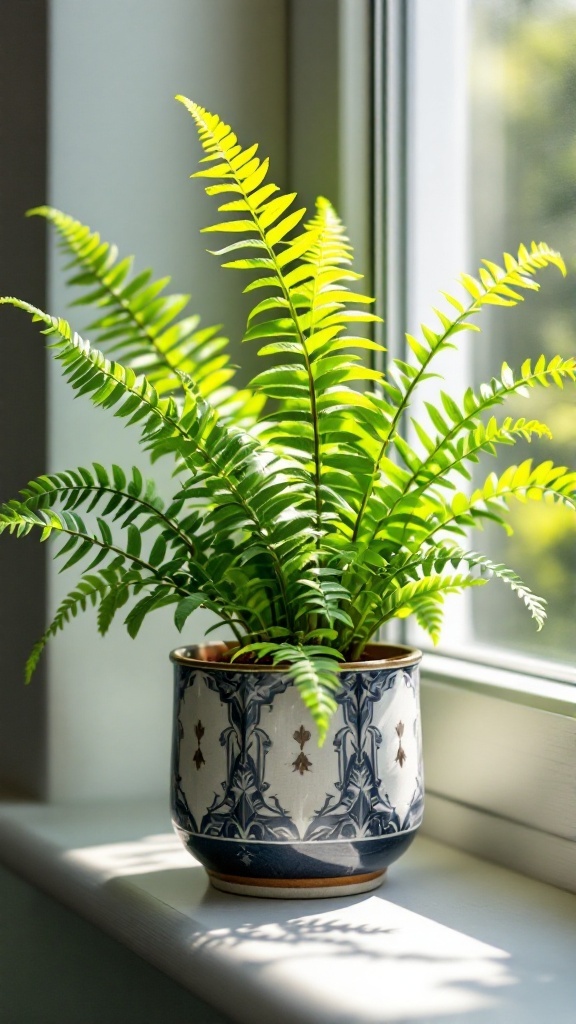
[1,799,575,1023]
[419,654,576,894]
[422,649,576,715]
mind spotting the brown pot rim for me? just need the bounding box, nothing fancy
[170,640,422,672]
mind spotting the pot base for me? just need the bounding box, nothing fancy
[207,868,386,899]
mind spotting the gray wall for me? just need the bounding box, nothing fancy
[45,0,288,802]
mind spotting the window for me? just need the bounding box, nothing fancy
[403,0,576,678]
[397,0,576,889]
[468,0,576,668]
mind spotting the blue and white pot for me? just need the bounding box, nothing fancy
[170,641,423,898]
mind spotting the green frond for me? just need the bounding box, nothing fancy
[351,245,568,543]
[0,297,199,458]
[393,244,566,416]
[178,97,318,277]
[444,547,548,631]
[354,544,547,648]
[8,304,250,524]
[24,569,122,683]
[0,497,171,579]
[0,310,313,633]
[97,578,131,635]
[27,206,260,426]
[413,596,445,644]
[358,352,576,549]
[9,461,194,546]
[179,101,385,542]
[384,412,556,514]
[290,569,354,634]
[365,571,487,644]
[406,459,576,551]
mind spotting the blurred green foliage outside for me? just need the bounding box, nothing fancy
[469,0,576,664]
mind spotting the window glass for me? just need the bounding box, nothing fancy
[467,0,576,666]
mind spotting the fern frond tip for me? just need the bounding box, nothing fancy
[531,241,566,276]
[25,204,60,221]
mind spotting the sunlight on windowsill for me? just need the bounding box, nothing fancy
[64,833,193,879]
[1,801,574,1023]
[63,831,517,1020]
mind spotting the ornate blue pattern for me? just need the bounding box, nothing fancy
[173,771,199,834]
[200,670,300,840]
[402,779,425,831]
[304,667,401,840]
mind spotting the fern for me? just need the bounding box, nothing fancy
[178,99,383,536]
[1,97,575,742]
[28,206,263,427]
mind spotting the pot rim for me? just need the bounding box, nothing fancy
[170,640,422,672]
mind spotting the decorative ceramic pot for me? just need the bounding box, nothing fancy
[170,641,423,898]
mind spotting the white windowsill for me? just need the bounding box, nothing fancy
[422,649,576,715]
[0,798,575,1023]
[418,653,576,894]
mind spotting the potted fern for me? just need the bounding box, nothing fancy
[1,97,575,898]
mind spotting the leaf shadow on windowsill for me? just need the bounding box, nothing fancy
[88,837,522,1023]
[60,829,576,1022]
